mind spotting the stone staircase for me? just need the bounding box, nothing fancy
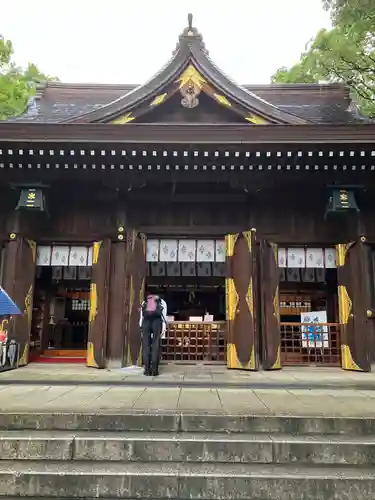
[0,411,374,499]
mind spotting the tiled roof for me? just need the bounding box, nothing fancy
[7,14,371,126]
[9,81,368,125]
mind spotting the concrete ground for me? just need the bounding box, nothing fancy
[0,363,375,416]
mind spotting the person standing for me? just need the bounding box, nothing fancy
[139,294,167,376]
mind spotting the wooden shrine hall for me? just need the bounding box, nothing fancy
[0,14,375,372]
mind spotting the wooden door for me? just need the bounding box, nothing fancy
[225,230,258,370]
[87,239,111,368]
[2,237,36,366]
[336,240,371,372]
[260,240,281,369]
[124,230,147,366]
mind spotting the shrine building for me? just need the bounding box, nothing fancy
[0,15,374,372]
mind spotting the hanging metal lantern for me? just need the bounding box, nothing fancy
[16,188,46,212]
[325,188,359,217]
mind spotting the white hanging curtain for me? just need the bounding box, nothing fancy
[36,245,92,267]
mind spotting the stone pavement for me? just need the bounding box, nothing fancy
[0,364,375,416]
[1,363,375,389]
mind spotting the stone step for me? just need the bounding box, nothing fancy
[0,460,374,499]
[1,411,375,435]
[1,430,375,465]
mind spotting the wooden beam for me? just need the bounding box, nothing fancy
[1,123,375,144]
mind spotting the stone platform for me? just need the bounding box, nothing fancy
[0,364,375,499]
[0,363,375,415]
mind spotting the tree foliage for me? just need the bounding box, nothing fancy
[0,35,57,120]
[272,0,375,117]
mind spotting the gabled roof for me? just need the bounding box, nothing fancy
[61,15,308,125]
[7,15,371,126]
[11,81,369,125]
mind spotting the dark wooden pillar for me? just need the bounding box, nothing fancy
[87,239,111,369]
[225,230,259,370]
[2,232,36,366]
[106,241,128,368]
[336,238,372,372]
[124,230,147,366]
[260,240,281,370]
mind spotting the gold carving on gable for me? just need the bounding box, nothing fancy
[176,64,206,109]
[213,93,231,107]
[150,93,168,106]
[245,113,269,125]
[110,112,135,124]
[176,65,206,89]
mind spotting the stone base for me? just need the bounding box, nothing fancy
[0,412,375,499]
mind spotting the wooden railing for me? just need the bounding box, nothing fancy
[160,320,341,367]
[280,322,341,366]
[161,321,226,363]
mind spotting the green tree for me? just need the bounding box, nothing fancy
[272,1,375,117]
[0,35,57,120]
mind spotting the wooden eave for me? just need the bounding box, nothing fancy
[63,49,189,124]
[1,123,375,144]
[188,44,307,125]
[63,18,308,126]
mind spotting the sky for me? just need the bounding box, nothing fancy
[1,0,332,85]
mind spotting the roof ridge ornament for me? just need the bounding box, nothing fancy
[173,13,208,55]
[188,13,193,30]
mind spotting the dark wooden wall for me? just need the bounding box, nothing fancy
[2,175,375,368]
[3,180,375,244]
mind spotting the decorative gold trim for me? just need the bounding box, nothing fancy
[140,232,147,257]
[92,241,102,265]
[26,239,37,263]
[245,113,269,125]
[150,93,168,106]
[338,285,352,324]
[18,343,29,366]
[89,283,97,323]
[137,345,142,366]
[110,112,135,124]
[87,341,99,368]
[273,285,280,320]
[131,230,137,251]
[271,345,281,369]
[129,276,135,319]
[139,277,145,308]
[341,344,363,371]
[126,342,143,367]
[24,285,33,331]
[336,242,354,267]
[225,278,238,321]
[242,231,252,253]
[227,343,256,370]
[176,64,206,89]
[270,242,278,266]
[225,233,239,257]
[213,93,231,107]
[245,277,254,319]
